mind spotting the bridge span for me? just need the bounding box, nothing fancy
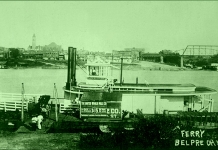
[140,45,218,67]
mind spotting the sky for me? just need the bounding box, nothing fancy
[0,1,218,53]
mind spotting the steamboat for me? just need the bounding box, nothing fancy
[61,47,217,131]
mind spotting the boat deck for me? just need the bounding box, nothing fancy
[115,83,196,87]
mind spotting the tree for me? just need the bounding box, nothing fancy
[209,54,218,64]
[9,48,20,59]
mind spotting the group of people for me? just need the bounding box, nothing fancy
[40,104,51,119]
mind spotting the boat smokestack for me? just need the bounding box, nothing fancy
[71,47,77,86]
[66,47,77,90]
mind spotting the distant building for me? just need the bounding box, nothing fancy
[27,34,43,51]
[110,48,145,63]
[104,53,112,61]
[77,49,89,61]
[125,47,145,60]
[43,50,59,60]
[0,47,11,59]
[140,52,160,62]
[42,42,62,52]
[0,47,5,58]
[112,50,132,63]
[159,49,179,55]
[26,34,63,60]
[32,34,36,49]
[42,42,62,60]
[22,50,36,59]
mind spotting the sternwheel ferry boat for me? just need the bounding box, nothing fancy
[61,47,217,131]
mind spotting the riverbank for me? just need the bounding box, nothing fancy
[2,59,214,71]
[0,132,80,149]
[112,61,197,71]
[2,60,217,72]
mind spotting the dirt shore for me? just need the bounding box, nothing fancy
[112,61,190,71]
[0,132,80,150]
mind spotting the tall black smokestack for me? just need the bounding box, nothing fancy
[71,47,77,86]
[66,47,72,90]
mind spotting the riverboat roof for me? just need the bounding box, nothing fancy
[65,83,217,96]
[113,83,217,95]
[110,87,217,96]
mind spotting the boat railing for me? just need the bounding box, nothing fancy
[139,112,218,129]
[176,112,218,129]
[59,102,79,113]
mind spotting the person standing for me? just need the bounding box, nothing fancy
[45,104,51,118]
[92,67,96,75]
[37,114,43,130]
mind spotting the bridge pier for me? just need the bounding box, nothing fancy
[160,56,164,63]
[180,56,183,67]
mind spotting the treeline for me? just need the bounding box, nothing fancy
[162,55,218,68]
[0,57,86,68]
[185,55,218,67]
[159,50,218,67]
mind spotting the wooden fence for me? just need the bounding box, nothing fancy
[0,93,42,112]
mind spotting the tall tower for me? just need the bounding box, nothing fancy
[32,34,36,50]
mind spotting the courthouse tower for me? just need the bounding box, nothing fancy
[32,34,36,50]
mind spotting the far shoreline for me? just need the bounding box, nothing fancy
[1,65,216,72]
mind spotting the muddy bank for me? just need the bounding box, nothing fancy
[0,133,80,149]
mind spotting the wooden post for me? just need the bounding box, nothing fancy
[154,93,157,114]
[120,58,123,86]
[211,99,214,112]
[4,101,6,112]
[54,83,58,122]
[209,95,213,112]
[15,102,17,111]
[26,100,28,112]
[21,83,24,122]
[136,77,138,84]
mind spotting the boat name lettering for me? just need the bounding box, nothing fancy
[81,102,106,106]
[81,108,120,114]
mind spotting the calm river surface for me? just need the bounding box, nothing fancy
[0,68,218,111]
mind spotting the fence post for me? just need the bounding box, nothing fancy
[15,102,17,111]
[211,98,214,112]
[21,83,25,122]
[54,83,58,122]
[4,101,6,112]
[26,101,28,111]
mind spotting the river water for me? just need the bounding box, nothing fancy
[0,68,218,111]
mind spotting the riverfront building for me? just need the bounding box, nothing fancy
[24,34,64,60]
[27,34,43,51]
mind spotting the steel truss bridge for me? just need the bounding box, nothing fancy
[175,45,218,56]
